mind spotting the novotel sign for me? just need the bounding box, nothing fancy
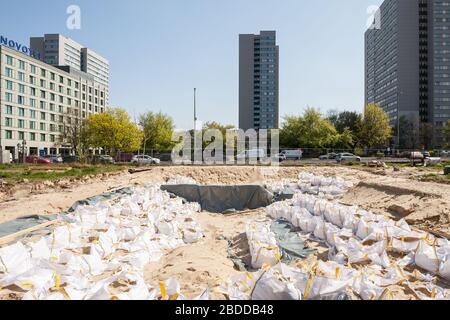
[1,35,41,60]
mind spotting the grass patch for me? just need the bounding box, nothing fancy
[0,164,128,183]
[417,173,450,183]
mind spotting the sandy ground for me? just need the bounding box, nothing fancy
[1,165,450,299]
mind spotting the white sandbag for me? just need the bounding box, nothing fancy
[0,242,31,275]
[415,241,440,275]
[29,238,51,260]
[251,272,302,300]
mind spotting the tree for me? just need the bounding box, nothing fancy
[327,110,362,134]
[59,117,88,158]
[202,121,235,148]
[84,108,143,156]
[357,103,392,149]
[139,112,175,153]
[327,110,362,147]
[443,120,450,148]
[280,108,351,149]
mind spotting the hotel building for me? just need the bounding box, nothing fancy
[0,42,107,161]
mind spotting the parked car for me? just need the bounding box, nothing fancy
[236,149,267,162]
[441,150,450,158]
[93,155,115,164]
[158,153,172,162]
[44,154,63,163]
[131,155,161,165]
[319,153,337,160]
[25,156,52,164]
[422,151,431,158]
[336,153,361,163]
[272,153,287,162]
[280,149,303,160]
[63,155,80,163]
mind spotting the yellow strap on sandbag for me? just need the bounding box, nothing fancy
[111,295,119,300]
[385,227,389,249]
[240,280,251,292]
[60,288,71,300]
[159,281,167,299]
[246,272,254,282]
[303,273,314,300]
[21,282,34,287]
[170,292,179,300]
[431,287,437,299]
[432,239,439,274]
[335,267,341,279]
[55,273,60,289]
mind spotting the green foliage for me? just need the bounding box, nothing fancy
[357,103,392,148]
[84,108,143,155]
[139,112,175,152]
[202,121,235,148]
[280,108,353,149]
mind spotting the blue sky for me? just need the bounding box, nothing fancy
[1,0,382,129]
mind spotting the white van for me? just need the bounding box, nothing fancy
[281,149,303,160]
[236,149,266,162]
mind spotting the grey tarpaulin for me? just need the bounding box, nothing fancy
[160,185,274,213]
[0,215,58,238]
[67,187,134,212]
[270,219,314,262]
[0,187,135,242]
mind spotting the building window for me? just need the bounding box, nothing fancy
[40,134,46,142]
[5,67,13,78]
[29,98,36,107]
[30,65,36,74]
[18,131,25,140]
[40,112,46,120]
[18,60,25,70]
[5,80,13,90]
[5,130,13,140]
[40,122,46,131]
[18,108,25,117]
[41,69,46,77]
[29,121,36,130]
[30,110,36,119]
[18,119,25,129]
[5,92,13,102]
[18,95,25,105]
[19,84,25,94]
[5,105,13,115]
[6,55,13,66]
[50,134,55,142]
[5,117,13,127]
[30,132,36,141]
[18,72,25,82]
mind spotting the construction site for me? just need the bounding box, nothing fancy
[1,164,450,300]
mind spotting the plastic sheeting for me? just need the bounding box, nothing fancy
[0,184,206,300]
[160,185,274,213]
[0,215,58,239]
[270,219,314,262]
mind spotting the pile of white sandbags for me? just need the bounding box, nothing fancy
[297,173,354,200]
[166,175,197,185]
[225,173,449,300]
[246,219,281,269]
[0,185,205,300]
